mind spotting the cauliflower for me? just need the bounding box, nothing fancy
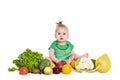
[75,57,94,72]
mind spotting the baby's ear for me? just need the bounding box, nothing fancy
[67,34,69,39]
[54,34,57,38]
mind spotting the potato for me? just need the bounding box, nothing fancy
[32,68,40,74]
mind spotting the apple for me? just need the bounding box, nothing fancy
[56,61,67,69]
[44,67,53,75]
[53,66,61,74]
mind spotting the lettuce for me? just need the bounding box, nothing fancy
[12,48,44,72]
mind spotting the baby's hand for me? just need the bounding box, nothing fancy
[70,55,74,60]
[66,55,74,64]
[55,60,61,64]
[66,58,72,64]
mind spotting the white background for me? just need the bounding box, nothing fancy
[0,0,120,80]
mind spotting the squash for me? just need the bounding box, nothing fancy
[95,54,111,73]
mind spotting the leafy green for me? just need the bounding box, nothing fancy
[12,48,44,72]
[8,67,18,71]
[86,63,101,73]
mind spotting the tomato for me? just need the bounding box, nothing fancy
[19,67,28,75]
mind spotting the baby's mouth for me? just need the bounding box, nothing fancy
[60,38,63,40]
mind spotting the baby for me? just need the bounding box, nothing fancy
[48,21,88,64]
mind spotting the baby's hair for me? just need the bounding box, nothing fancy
[55,21,69,34]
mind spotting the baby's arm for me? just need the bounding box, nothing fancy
[49,48,61,63]
[71,50,80,59]
[66,50,77,64]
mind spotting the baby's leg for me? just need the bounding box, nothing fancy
[73,53,88,60]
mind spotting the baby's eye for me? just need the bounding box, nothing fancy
[63,33,66,35]
[58,33,61,35]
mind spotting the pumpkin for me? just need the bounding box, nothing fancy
[95,54,111,73]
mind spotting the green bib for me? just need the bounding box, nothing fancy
[49,40,74,61]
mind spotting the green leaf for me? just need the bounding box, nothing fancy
[8,67,18,72]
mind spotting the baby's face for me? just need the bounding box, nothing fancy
[55,27,69,43]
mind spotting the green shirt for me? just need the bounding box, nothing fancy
[49,40,74,61]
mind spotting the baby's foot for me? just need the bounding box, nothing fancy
[82,53,88,58]
[77,53,89,59]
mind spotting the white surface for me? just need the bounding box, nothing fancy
[0,0,120,80]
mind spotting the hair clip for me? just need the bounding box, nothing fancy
[56,21,63,24]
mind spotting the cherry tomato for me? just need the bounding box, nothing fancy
[19,67,28,75]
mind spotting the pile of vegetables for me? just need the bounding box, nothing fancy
[8,50,111,75]
[8,48,44,73]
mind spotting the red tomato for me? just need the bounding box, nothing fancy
[19,67,28,75]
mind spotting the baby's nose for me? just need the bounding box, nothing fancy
[60,34,63,37]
